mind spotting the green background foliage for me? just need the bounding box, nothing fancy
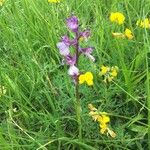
[0,0,150,149]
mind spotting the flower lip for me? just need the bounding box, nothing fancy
[80,47,94,54]
[61,35,77,46]
[68,65,79,76]
[66,54,76,65]
[86,53,95,62]
[61,36,71,46]
[79,47,95,62]
[79,29,91,40]
[66,16,79,32]
[57,42,70,56]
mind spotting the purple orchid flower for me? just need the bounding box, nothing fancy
[66,54,76,65]
[66,16,79,32]
[57,15,95,81]
[80,47,95,62]
[85,53,95,62]
[61,35,77,46]
[61,36,71,46]
[57,42,70,56]
[79,29,91,40]
[80,47,94,53]
[68,65,79,76]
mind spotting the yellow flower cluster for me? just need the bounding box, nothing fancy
[0,0,5,6]
[88,104,116,137]
[99,65,118,83]
[136,18,150,29]
[79,72,93,86]
[112,28,134,40]
[109,12,125,25]
[0,86,6,97]
[109,12,134,39]
[124,28,134,39]
[48,0,60,3]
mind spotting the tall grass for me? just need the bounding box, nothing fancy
[0,0,150,149]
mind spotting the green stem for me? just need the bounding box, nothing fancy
[75,83,82,140]
[144,28,150,149]
[75,31,82,141]
[146,52,150,150]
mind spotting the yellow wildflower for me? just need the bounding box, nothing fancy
[136,18,150,28]
[88,103,97,111]
[0,0,5,6]
[48,0,60,3]
[100,123,107,134]
[97,114,110,124]
[88,104,116,137]
[99,65,110,76]
[79,72,93,86]
[111,66,118,77]
[109,12,125,25]
[0,86,6,97]
[88,104,99,121]
[79,36,84,42]
[141,18,150,28]
[86,79,93,86]
[112,32,125,39]
[107,76,113,82]
[111,70,117,77]
[79,74,85,84]
[84,72,93,86]
[136,20,141,26]
[107,128,116,138]
[124,28,134,39]
[99,65,118,83]
[112,28,133,40]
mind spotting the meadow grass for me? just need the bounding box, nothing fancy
[0,0,150,149]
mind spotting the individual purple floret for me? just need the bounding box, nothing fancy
[66,16,79,32]
[80,47,95,62]
[57,42,69,56]
[80,47,94,53]
[61,35,77,46]
[61,36,71,46]
[85,53,95,62]
[66,55,76,65]
[68,65,79,76]
[79,29,91,40]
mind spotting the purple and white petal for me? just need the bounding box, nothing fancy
[80,47,94,54]
[61,36,71,46]
[85,53,95,62]
[68,65,79,76]
[79,29,91,40]
[57,42,70,56]
[66,16,79,32]
[79,47,95,62]
[66,55,76,65]
[61,35,77,46]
